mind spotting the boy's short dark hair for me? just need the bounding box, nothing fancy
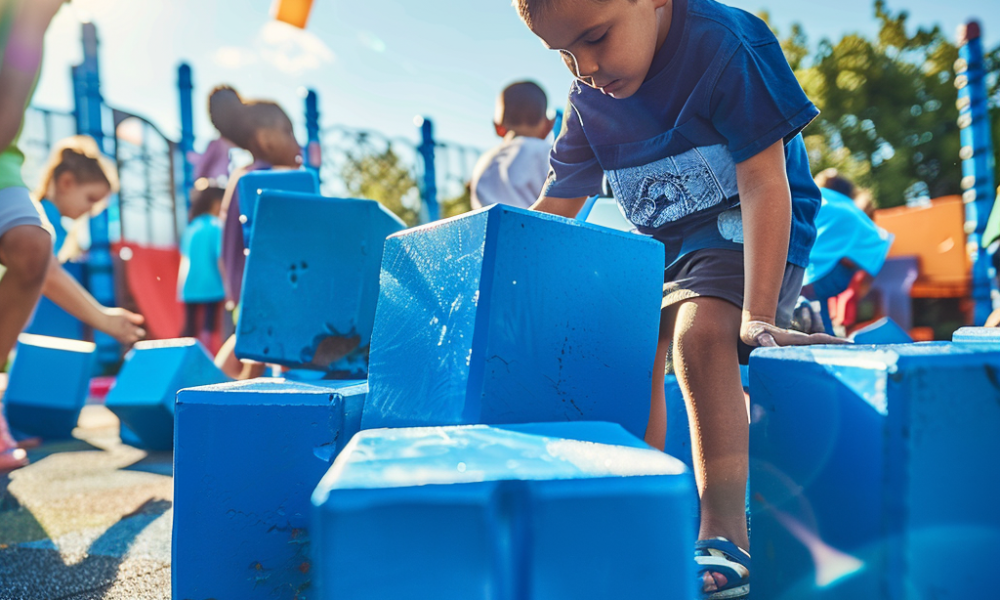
[514,0,635,29]
[189,184,225,221]
[498,81,548,128]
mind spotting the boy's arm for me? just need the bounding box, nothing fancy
[530,195,588,218]
[42,255,146,345]
[737,140,845,347]
[0,0,63,151]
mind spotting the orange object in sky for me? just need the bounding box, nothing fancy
[272,0,314,29]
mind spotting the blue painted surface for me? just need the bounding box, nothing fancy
[172,378,367,600]
[236,192,405,373]
[849,317,913,345]
[311,422,695,600]
[953,326,1000,345]
[25,262,86,341]
[4,334,96,439]
[105,339,230,451]
[235,170,319,247]
[749,342,1000,599]
[957,23,997,325]
[364,205,664,438]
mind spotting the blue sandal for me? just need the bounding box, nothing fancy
[695,537,750,600]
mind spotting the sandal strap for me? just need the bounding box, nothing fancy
[695,537,750,587]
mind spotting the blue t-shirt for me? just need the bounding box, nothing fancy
[179,213,224,303]
[804,188,893,285]
[544,0,822,268]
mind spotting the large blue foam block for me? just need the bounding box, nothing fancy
[5,334,95,439]
[236,170,318,247]
[363,205,664,438]
[849,317,913,345]
[172,378,367,600]
[236,192,405,374]
[953,326,1000,345]
[311,422,695,600]
[105,339,230,451]
[748,342,1000,599]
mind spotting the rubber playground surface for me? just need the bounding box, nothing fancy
[0,406,172,600]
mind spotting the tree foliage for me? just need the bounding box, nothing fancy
[769,0,999,208]
[340,147,421,226]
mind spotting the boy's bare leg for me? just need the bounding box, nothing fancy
[673,296,749,552]
[645,305,678,451]
[0,226,51,364]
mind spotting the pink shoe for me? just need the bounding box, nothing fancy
[0,447,28,472]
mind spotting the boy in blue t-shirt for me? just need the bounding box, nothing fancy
[513,0,845,596]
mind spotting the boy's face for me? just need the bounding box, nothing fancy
[528,0,668,100]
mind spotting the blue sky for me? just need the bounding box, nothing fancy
[34,0,1000,153]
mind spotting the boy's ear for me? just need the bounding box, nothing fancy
[494,122,508,138]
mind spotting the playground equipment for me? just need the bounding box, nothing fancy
[236,191,405,373]
[749,343,1000,599]
[4,334,96,439]
[21,21,480,361]
[173,378,366,599]
[105,338,230,451]
[956,21,997,325]
[311,422,695,600]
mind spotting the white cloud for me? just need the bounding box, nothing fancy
[257,21,335,74]
[213,46,259,69]
[211,21,334,75]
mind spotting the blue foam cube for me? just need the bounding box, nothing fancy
[236,170,318,247]
[106,339,230,451]
[749,342,1000,599]
[4,334,95,439]
[849,317,913,345]
[953,326,1000,345]
[363,205,664,438]
[311,422,695,600]
[172,378,367,600]
[236,192,405,374]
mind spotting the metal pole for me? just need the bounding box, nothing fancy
[75,22,119,366]
[417,116,438,222]
[304,88,322,180]
[178,63,195,206]
[957,20,997,325]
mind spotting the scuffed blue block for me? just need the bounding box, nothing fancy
[172,378,367,600]
[749,342,1000,599]
[236,170,318,247]
[364,205,664,438]
[953,326,1000,345]
[312,422,695,600]
[106,339,230,451]
[237,192,405,374]
[4,334,95,439]
[850,317,913,345]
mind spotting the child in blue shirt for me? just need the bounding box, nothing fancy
[178,183,225,347]
[513,0,844,596]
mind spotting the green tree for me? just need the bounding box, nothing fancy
[340,147,421,226]
[772,1,1000,208]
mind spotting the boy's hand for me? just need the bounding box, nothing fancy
[100,308,146,346]
[741,320,849,348]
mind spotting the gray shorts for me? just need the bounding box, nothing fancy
[0,186,45,241]
[662,248,805,364]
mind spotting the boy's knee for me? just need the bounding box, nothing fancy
[0,226,52,287]
[674,301,740,359]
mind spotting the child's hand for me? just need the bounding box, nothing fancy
[740,320,849,348]
[100,308,146,346]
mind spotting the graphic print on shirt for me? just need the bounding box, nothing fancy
[605,144,739,230]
